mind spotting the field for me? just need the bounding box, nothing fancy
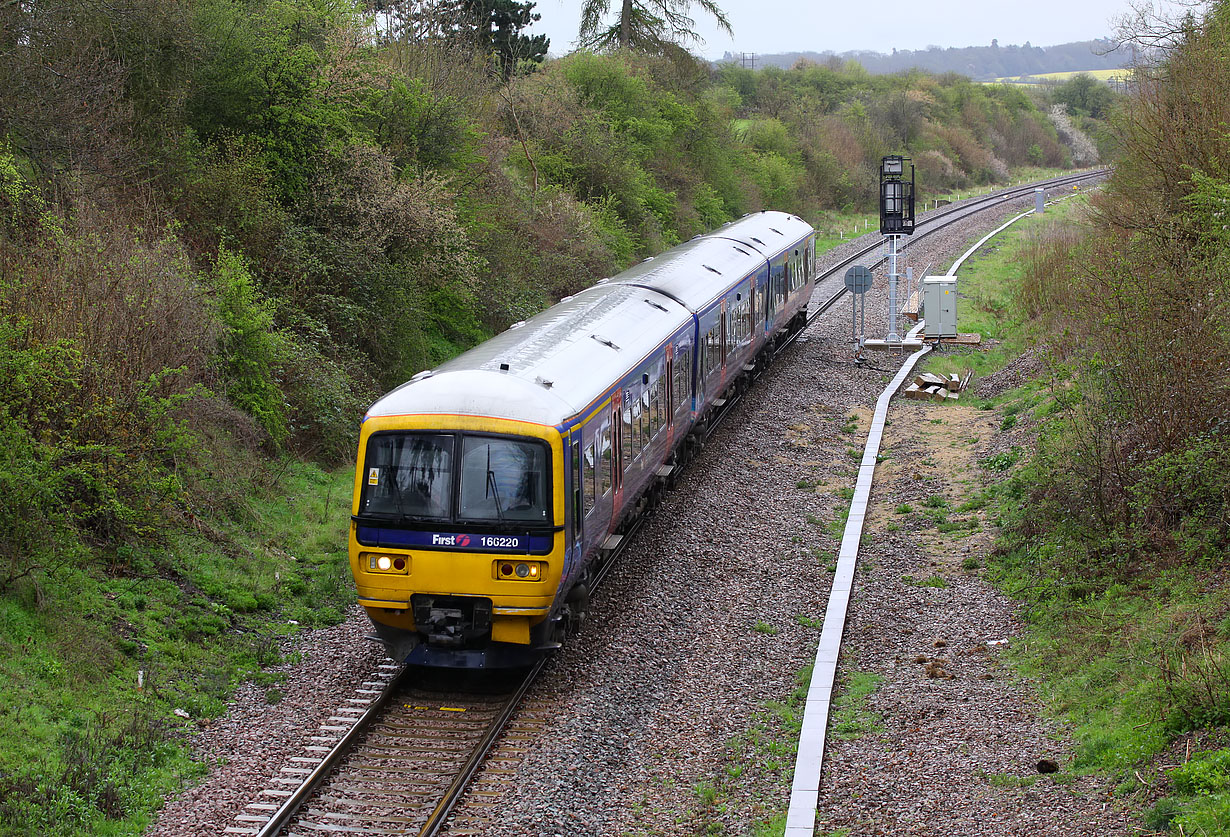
[991,69,1128,85]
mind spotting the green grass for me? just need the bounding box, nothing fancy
[0,459,357,834]
[919,197,1086,385]
[830,671,885,739]
[710,665,813,836]
[1146,749,1230,832]
[902,574,949,589]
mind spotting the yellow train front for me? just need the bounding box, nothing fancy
[349,371,572,668]
[349,210,816,668]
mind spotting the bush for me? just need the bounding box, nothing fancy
[210,247,288,445]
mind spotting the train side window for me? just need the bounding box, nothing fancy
[599,423,612,497]
[571,438,582,535]
[673,346,688,413]
[583,440,595,517]
[622,400,634,469]
[649,375,659,435]
[655,374,666,432]
[644,386,654,448]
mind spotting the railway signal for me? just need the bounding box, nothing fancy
[879,155,915,343]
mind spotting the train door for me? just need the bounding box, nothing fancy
[569,432,582,574]
[719,299,728,375]
[765,268,776,330]
[611,397,623,506]
[665,350,675,436]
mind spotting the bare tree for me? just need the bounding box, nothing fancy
[577,0,731,53]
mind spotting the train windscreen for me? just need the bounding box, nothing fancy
[458,436,550,523]
[360,433,549,525]
[360,434,454,521]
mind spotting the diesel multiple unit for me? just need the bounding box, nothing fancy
[349,211,816,667]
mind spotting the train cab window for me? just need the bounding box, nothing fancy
[360,433,453,521]
[458,436,550,523]
[583,440,595,517]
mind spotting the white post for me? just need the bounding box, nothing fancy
[887,235,900,343]
[906,266,913,320]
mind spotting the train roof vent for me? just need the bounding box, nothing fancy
[702,264,722,275]
[642,256,655,262]
[732,245,752,256]
[644,298,669,312]
[769,227,783,235]
[507,320,526,330]
[499,362,511,372]
[560,295,574,303]
[590,334,621,351]
[595,277,611,285]
[410,370,434,382]
[535,376,554,389]
[750,236,765,245]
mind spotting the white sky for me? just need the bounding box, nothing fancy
[531,0,1193,60]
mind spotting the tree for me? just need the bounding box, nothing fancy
[578,0,731,53]
[464,0,549,78]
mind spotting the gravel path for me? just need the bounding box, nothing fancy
[145,191,1135,837]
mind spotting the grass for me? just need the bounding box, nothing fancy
[902,574,949,589]
[0,459,356,834]
[1147,749,1230,833]
[710,665,813,836]
[830,672,885,740]
[923,187,1230,831]
[918,197,1086,386]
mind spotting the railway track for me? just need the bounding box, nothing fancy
[230,169,1105,837]
[239,660,543,837]
[804,168,1106,323]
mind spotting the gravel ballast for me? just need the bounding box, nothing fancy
[146,191,1134,837]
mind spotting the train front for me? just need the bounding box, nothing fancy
[349,370,567,669]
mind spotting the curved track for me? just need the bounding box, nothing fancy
[235,169,1106,837]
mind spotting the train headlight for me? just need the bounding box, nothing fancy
[494,561,545,581]
[362,552,409,574]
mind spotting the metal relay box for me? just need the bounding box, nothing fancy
[923,276,958,338]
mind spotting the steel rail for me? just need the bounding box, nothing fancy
[416,657,548,837]
[253,667,410,837]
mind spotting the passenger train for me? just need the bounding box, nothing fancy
[348,211,817,667]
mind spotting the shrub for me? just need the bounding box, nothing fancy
[210,247,288,445]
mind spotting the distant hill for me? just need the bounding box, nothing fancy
[723,39,1140,80]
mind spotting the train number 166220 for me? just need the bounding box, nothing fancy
[480,536,522,549]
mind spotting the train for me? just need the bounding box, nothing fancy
[348,211,817,668]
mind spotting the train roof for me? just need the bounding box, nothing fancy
[364,210,815,431]
[711,210,814,257]
[365,284,692,428]
[612,211,813,309]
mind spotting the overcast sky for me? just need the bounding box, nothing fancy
[532,0,1189,60]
